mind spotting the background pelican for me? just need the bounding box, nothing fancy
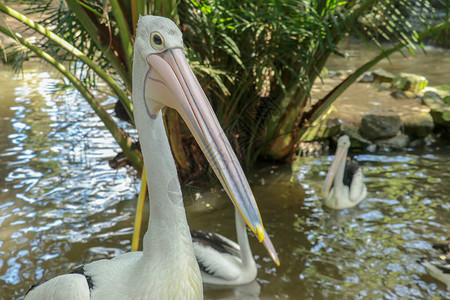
[418,238,450,291]
[25,15,277,299]
[192,208,279,286]
[322,135,367,209]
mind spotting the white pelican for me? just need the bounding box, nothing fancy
[192,208,279,286]
[24,15,277,299]
[418,238,450,291]
[322,135,367,209]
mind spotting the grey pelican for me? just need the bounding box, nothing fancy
[322,135,367,209]
[418,238,450,291]
[192,208,279,286]
[24,15,277,299]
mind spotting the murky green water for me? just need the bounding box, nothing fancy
[1,46,449,299]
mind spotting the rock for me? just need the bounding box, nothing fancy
[373,69,396,83]
[327,70,344,78]
[408,138,425,148]
[401,111,434,138]
[401,73,428,93]
[422,90,443,103]
[424,85,450,99]
[391,90,410,99]
[405,91,417,98]
[392,73,428,94]
[375,134,410,151]
[359,72,375,83]
[392,76,409,91]
[342,124,373,148]
[366,143,377,152]
[378,82,392,91]
[422,91,450,128]
[360,114,402,140]
[424,134,437,146]
[407,135,436,148]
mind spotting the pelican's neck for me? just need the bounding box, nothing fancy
[334,148,348,190]
[235,208,255,270]
[130,57,202,298]
[132,61,193,259]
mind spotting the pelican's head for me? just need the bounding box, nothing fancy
[133,16,185,115]
[133,16,279,266]
[322,135,351,197]
[336,135,351,149]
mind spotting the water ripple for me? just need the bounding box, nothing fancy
[1,63,449,299]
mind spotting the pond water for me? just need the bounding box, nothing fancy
[0,44,449,299]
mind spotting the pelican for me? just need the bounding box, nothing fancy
[322,135,367,209]
[192,208,279,286]
[24,15,277,299]
[418,238,450,291]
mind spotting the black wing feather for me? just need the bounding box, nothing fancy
[191,230,240,258]
[71,265,95,290]
[343,158,360,187]
[191,229,241,277]
[432,239,450,255]
[25,265,94,296]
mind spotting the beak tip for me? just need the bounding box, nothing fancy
[270,249,280,266]
[256,225,265,243]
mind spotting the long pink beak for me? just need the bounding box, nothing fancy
[143,48,279,265]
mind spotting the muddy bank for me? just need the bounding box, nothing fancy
[304,69,450,155]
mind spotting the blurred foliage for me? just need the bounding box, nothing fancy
[178,0,448,167]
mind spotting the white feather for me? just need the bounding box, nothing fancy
[25,16,203,300]
[324,135,367,209]
[420,260,450,291]
[25,274,90,300]
[194,243,242,281]
[193,210,258,286]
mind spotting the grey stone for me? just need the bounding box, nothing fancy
[424,85,450,99]
[373,69,396,83]
[359,72,375,83]
[401,111,434,138]
[422,91,450,128]
[391,90,416,99]
[342,124,373,148]
[391,90,410,99]
[366,144,377,152]
[423,90,443,101]
[375,134,410,151]
[401,73,428,93]
[393,73,428,94]
[378,82,392,91]
[360,114,402,140]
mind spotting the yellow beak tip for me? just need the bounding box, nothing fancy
[256,225,265,243]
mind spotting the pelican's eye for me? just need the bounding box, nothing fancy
[150,32,165,50]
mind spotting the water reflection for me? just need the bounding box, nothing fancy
[0,63,140,298]
[286,153,450,299]
[0,57,449,300]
